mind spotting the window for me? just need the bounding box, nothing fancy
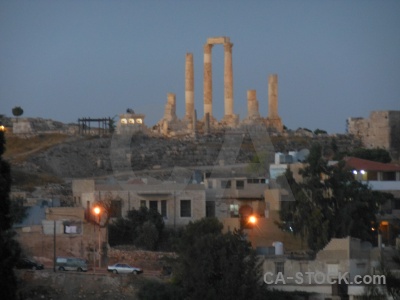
[180,200,191,217]
[207,181,213,189]
[393,198,400,210]
[275,262,284,275]
[121,118,127,124]
[206,201,215,217]
[221,180,231,189]
[110,200,122,218]
[382,172,396,181]
[236,180,244,189]
[128,118,135,124]
[230,204,239,217]
[140,200,146,208]
[367,171,378,181]
[149,201,158,212]
[161,200,167,218]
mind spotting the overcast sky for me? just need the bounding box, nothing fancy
[1,0,399,133]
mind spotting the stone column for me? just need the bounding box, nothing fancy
[204,112,210,134]
[247,90,260,118]
[165,93,176,121]
[185,53,194,121]
[203,43,213,118]
[224,42,234,117]
[268,74,278,119]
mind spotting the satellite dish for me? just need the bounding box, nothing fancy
[297,149,310,162]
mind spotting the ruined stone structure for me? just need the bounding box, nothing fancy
[347,111,400,159]
[265,74,283,132]
[12,117,74,135]
[157,36,284,136]
[203,37,238,127]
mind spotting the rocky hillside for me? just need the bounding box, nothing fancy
[6,130,361,182]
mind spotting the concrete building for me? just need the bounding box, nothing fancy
[203,175,304,250]
[262,236,390,299]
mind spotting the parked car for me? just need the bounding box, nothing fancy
[56,257,88,272]
[16,258,44,270]
[107,263,143,274]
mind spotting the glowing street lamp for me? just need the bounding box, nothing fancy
[92,206,102,271]
[248,215,257,225]
[93,206,101,216]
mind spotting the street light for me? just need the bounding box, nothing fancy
[92,206,101,271]
[248,215,257,225]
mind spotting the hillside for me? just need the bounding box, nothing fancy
[5,130,362,189]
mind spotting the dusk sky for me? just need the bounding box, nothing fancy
[1,0,399,133]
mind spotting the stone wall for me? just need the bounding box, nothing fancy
[347,110,400,159]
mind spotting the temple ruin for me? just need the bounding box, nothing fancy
[158,36,284,135]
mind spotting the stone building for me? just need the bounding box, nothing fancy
[347,110,400,159]
[116,110,146,135]
[73,178,206,228]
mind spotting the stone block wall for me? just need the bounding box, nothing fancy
[347,110,400,159]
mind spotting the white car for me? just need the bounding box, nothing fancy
[107,263,143,274]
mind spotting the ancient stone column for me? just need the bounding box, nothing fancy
[224,42,234,117]
[247,90,260,118]
[165,93,176,121]
[204,112,210,134]
[185,53,194,121]
[203,43,213,118]
[268,74,278,119]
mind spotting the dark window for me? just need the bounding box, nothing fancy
[206,201,215,217]
[382,172,396,181]
[236,180,244,189]
[110,200,122,218]
[140,200,146,208]
[149,200,158,212]
[180,200,191,217]
[367,171,378,181]
[260,178,266,184]
[221,180,231,189]
[394,198,400,210]
[275,262,284,275]
[161,200,167,218]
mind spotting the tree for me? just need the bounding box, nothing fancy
[314,128,327,135]
[172,218,266,300]
[11,106,23,123]
[0,129,21,300]
[278,143,389,252]
[350,148,391,163]
[108,206,164,250]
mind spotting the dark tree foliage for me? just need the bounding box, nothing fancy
[314,128,327,135]
[173,218,267,300]
[0,131,21,300]
[350,148,392,163]
[11,106,23,118]
[278,143,389,252]
[335,148,392,163]
[108,206,164,250]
